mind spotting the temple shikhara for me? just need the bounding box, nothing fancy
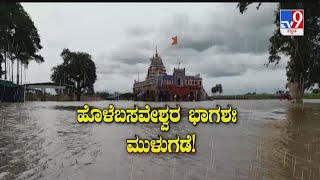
[133,48,208,101]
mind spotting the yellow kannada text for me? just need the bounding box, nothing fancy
[189,105,238,125]
[77,104,181,132]
[127,134,196,153]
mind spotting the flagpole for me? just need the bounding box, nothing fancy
[180,25,185,69]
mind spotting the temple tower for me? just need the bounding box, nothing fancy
[173,68,185,87]
[146,46,167,80]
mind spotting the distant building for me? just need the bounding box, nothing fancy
[133,48,208,101]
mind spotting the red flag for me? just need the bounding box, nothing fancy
[172,36,178,45]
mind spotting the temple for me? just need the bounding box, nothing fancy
[133,47,208,101]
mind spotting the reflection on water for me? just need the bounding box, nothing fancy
[0,100,320,180]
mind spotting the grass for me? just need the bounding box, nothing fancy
[209,93,320,100]
[304,93,320,99]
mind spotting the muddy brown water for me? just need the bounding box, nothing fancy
[0,100,320,180]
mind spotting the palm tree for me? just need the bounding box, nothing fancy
[0,3,44,83]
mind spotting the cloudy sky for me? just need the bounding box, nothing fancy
[20,3,289,95]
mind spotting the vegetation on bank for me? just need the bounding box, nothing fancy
[25,90,320,101]
[209,93,320,100]
[304,93,320,99]
[95,91,134,100]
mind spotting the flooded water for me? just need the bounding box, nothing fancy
[0,100,320,180]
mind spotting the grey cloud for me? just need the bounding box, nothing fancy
[109,39,158,65]
[22,3,289,94]
[127,25,155,37]
[105,44,287,81]
[97,51,287,81]
[111,49,151,65]
[96,63,120,75]
[108,3,278,70]
[187,53,287,78]
[117,63,149,77]
[46,41,68,49]
[181,38,224,52]
[155,3,277,54]
[108,3,282,79]
[202,68,287,95]
[97,61,149,78]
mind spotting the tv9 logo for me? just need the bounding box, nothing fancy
[280,9,304,36]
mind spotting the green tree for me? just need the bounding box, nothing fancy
[0,2,44,83]
[51,48,97,101]
[211,86,218,95]
[312,88,319,94]
[211,84,223,95]
[96,91,111,100]
[120,92,134,100]
[218,84,223,94]
[51,64,74,96]
[237,2,320,101]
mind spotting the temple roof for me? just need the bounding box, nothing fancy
[146,47,167,78]
[185,76,202,80]
[139,46,202,82]
[155,74,202,80]
[159,74,172,80]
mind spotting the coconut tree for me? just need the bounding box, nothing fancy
[238,2,320,102]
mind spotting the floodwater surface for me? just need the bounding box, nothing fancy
[0,100,320,180]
